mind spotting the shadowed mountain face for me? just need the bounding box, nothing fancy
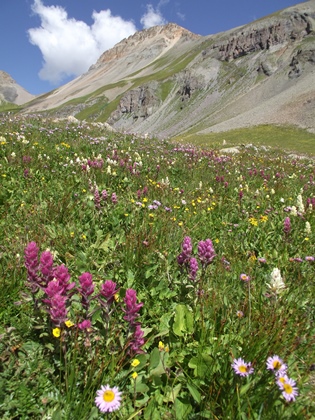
[21,2,315,137]
[0,71,34,105]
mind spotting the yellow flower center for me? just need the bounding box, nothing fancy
[239,365,247,373]
[283,383,293,394]
[103,390,115,403]
[273,361,281,369]
[278,376,285,384]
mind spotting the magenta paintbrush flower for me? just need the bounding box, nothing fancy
[123,289,143,325]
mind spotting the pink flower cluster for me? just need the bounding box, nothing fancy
[177,236,216,282]
[24,242,145,354]
[123,289,145,354]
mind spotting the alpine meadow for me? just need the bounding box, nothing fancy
[1,0,315,419]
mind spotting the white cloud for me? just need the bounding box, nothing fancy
[140,3,167,29]
[28,0,137,84]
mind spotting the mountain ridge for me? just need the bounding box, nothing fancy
[13,1,315,138]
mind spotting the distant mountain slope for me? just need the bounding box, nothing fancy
[21,1,315,137]
[0,71,34,105]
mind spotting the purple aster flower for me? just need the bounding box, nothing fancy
[240,273,250,282]
[279,377,299,402]
[232,358,254,377]
[266,355,287,373]
[95,385,122,413]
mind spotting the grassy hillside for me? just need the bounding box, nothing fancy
[177,125,315,156]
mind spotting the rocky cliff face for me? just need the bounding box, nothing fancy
[0,71,34,105]
[211,9,314,62]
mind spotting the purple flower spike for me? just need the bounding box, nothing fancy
[24,241,40,287]
[100,280,119,305]
[123,289,143,326]
[284,217,291,235]
[198,239,216,267]
[39,251,54,281]
[53,265,75,293]
[189,258,199,282]
[78,319,92,330]
[49,294,68,325]
[79,272,94,297]
[111,193,118,204]
[45,280,63,298]
[177,236,193,266]
[129,324,145,354]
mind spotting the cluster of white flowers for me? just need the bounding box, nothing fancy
[160,176,170,186]
[305,221,312,235]
[107,157,118,166]
[267,268,286,295]
[296,193,305,213]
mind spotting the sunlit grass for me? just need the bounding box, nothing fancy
[175,124,315,156]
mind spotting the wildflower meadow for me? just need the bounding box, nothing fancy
[0,114,314,419]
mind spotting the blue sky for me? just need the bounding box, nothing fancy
[0,0,304,95]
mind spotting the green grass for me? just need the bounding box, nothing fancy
[0,102,21,113]
[177,125,315,156]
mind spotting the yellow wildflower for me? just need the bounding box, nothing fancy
[65,320,74,328]
[249,217,258,226]
[131,359,140,368]
[131,372,138,379]
[53,328,61,338]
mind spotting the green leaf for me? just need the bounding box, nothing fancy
[127,269,135,288]
[187,382,201,403]
[240,382,251,396]
[164,383,182,403]
[173,304,194,336]
[174,398,192,419]
[149,347,161,370]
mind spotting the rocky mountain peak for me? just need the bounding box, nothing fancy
[0,70,34,105]
[93,23,200,67]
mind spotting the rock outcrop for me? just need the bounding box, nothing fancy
[109,83,160,124]
[211,9,314,62]
[0,71,34,105]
